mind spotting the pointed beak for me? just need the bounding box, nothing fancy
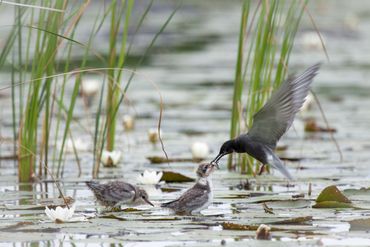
[211,152,227,168]
[143,197,154,207]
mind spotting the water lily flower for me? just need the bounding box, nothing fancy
[301,31,324,50]
[123,115,135,131]
[137,170,163,185]
[148,128,161,144]
[45,204,75,223]
[101,150,122,167]
[61,138,90,153]
[191,141,210,160]
[80,78,100,97]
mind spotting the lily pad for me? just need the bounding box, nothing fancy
[160,171,195,183]
[265,199,311,209]
[270,216,313,225]
[343,188,370,201]
[313,201,354,209]
[349,218,370,231]
[316,185,351,203]
[313,185,353,208]
[147,156,203,164]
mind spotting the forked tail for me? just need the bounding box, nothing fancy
[266,150,293,180]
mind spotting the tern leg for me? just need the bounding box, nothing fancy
[258,164,266,175]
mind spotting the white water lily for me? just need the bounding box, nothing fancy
[148,128,161,144]
[137,170,163,185]
[123,115,135,130]
[80,78,100,97]
[45,204,75,223]
[191,141,210,159]
[61,138,90,153]
[101,150,122,166]
[301,31,324,50]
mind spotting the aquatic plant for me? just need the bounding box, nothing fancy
[0,1,177,182]
[229,0,308,173]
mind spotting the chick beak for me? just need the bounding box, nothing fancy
[143,198,154,207]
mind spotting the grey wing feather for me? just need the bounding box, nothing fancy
[162,185,208,213]
[248,63,321,148]
[88,181,136,206]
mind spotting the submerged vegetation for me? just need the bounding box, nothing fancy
[229,0,308,173]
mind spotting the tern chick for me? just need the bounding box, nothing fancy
[86,181,154,210]
[161,163,216,215]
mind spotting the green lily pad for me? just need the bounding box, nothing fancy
[312,201,354,208]
[313,185,353,208]
[160,171,195,183]
[316,185,351,203]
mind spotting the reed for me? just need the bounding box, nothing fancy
[229,0,308,173]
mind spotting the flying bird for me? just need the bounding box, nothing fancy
[211,64,321,179]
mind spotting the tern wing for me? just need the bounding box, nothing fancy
[248,63,320,149]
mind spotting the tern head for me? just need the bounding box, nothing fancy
[211,139,235,165]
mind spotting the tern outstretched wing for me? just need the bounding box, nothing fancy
[248,63,321,149]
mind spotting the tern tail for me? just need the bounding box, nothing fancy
[266,150,293,180]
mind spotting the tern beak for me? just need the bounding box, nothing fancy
[211,152,228,168]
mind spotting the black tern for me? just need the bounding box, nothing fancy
[161,163,216,214]
[86,181,154,209]
[211,64,321,179]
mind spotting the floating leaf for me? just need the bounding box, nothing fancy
[5,205,46,210]
[161,171,195,183]
[313,201,354,209]
[221,222,282,231]
[271,216,313,224]
[265,199,311,209]
[349,218,370,231]
[100,214,127,221]
[313,185,353,208]
[343,188,370,201]
[147,156,203,164]
[221,222,259,231]
[316,185,351,203]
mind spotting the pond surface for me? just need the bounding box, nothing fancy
[1,0,370,246]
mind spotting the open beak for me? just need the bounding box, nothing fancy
[143,198,154,207]
[210,152,227,168]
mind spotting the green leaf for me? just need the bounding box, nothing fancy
[316,185,351,203]
[313,201,354,209]
[161,171,195,183]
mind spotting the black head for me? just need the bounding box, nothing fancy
[211,139,235,165]
[137,189,154,207]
